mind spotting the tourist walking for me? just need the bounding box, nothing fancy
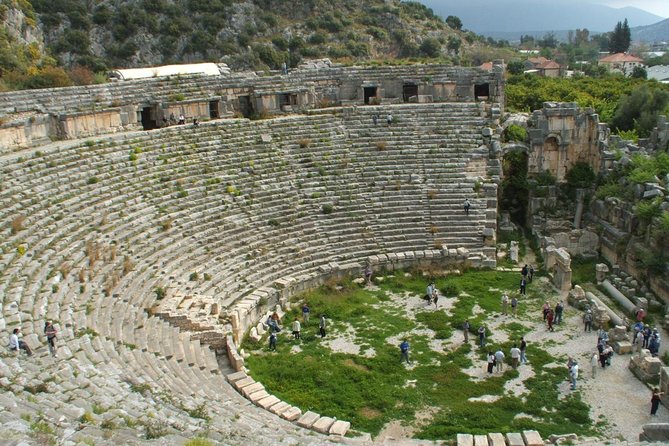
[583,310,593,332]
[501,292,509,315]
[44,321,57,357]
[546,309,555,332]
[319,314,327,338]
[372,114,379,125]
[520,337,528,364]
[386,113,393,126]
[432,289,439,308]
[9,328,32,356]
[269,332,277,351]
[463,320,470,343]
[487,352,495,374]
[570,361,579,390]
[521,264,528,279]
[494,348,505,373]
[554,301,564,325]
[528,265,534,282]
[463,198,471,216]
[364,264,373,286]
[302,303,310,324]
[292,318,301,340]
[542,301,550,321]
[400,339,411,364]
[510,344,521,369]
[511,296,518,316]
[590,352,598,378]
[519,277,527,295]
[651,388,664,415]
[478,326,486,347]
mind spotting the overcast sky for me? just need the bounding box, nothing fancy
[598,0,669,18]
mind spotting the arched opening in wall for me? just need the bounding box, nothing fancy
[500,150,529,227]
[238,95,254,118]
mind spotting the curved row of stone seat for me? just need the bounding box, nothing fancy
[0,103,494,443]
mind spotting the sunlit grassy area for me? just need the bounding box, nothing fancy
[244,269,597,440]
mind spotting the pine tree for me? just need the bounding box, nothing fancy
[609,19,631,53]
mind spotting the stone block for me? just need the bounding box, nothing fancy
[523,430,544,446]
[474,434,487,446]
[232,376,254,391]
[505,432,524,446]
[296,411,320,428]
[280,406,302,421]
[226,371,247,384]
[312,416,335,434]
[643,356,663,375]
[248,389,270,403]
[613,341,632,354]
[487,433,505,446]
[241,382,264,398]
[329,420,350,436]
[256,395,280,410]
[268,401,290,416]
[640,423,669,442]
[456,434,473,446]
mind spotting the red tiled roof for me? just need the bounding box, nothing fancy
[479,62,494,70]
[539,61,561,69]
[599,53,643,63]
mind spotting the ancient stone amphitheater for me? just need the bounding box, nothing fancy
[0,62,529,445]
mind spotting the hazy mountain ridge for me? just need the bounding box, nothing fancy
[419,0,663,35]
[631,18,669,43]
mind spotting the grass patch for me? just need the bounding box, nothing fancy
[244,269,597,440]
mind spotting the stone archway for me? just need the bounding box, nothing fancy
[500,145,530,227]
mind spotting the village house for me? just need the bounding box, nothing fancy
[598,53,644,75]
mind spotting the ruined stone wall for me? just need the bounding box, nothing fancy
[527,103,602,181]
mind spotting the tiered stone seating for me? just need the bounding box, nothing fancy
[0,102,496,444]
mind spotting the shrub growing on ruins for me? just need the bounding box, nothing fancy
[87,176,99,185]
[565,162,596,189]
[298,138,311,148]
[154,287,166,300]
[321,203,334,214]
[189,272,199,281]
[635,198,662,224]
[376,141,387,151]
[185,438,214,446]
[503,124,527,142]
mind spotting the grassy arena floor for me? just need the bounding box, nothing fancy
[244,269,598,440]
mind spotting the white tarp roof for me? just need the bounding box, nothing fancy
[110,63,229,80]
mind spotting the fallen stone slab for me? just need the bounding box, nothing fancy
[456,433,473,446]
[523,430,544,446]
[312,416,335,434]
[329,420,350,436]
[296,411,320,428]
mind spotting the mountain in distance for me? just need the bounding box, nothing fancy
[419,0,664,38]
[631,18,669,42]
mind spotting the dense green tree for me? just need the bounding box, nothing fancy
[609,19,631,53]
[507,60,525,75]
[419,38,441,58]
[631,66,647,79]
[446,36,461,55]
[612,84,669,137]
[446,15,462,30]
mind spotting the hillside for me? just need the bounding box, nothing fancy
[631,18,669,43]
[0,0,488,90]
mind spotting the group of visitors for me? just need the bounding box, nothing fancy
[424,282,440,308]
[8,321,58,358]
[500,292,519,316]
[596,329,615,369]
[541,300,564,332]
[371,113,393,126]
[485,338,527,374]
[266,304,327,350]
[633,320,662,357]
[519,264,534,295]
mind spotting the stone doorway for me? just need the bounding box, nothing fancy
[209,100,219,119]
[501,150,529,227]
[140,105,159,130]
[363,86,378,104]
[403,84,418,102]
[474,83,490,101]
[238,95,254,118]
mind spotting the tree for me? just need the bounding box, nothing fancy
[446,15,462,30]
[612,85,669,137]
[419,38,441,58]
[507,60,525,75]
[609,19,631,53]
[446,36,461,55]
[631,66,647,79]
